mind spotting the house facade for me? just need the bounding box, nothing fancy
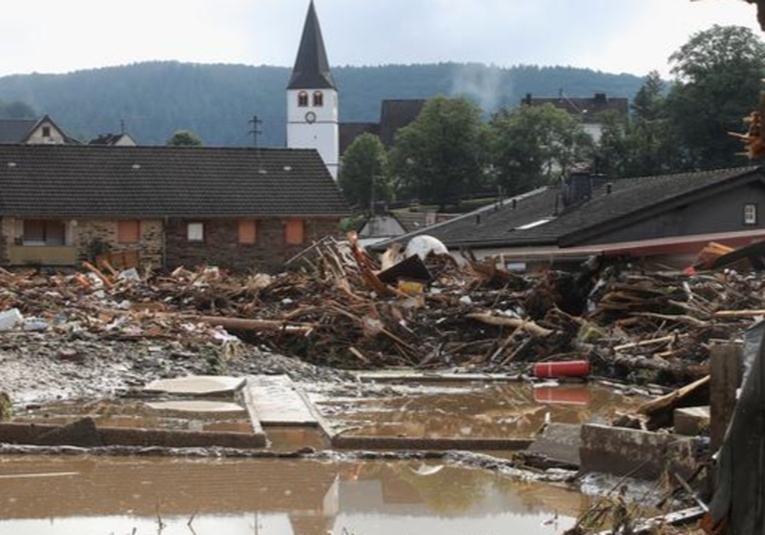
[0,115,78,145]
[370,166,765,271]
[521,92,629,143]
[0,145,348,272]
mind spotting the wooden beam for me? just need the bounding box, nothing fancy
[710,344,743,452]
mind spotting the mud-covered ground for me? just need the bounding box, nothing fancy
[0,329,352,408]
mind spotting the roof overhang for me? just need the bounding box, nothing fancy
[469,228,765,263]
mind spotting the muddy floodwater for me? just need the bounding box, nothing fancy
[311,380,647,439]
[0,381,646,533]
[0,455,589,535]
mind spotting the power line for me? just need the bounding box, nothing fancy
[248,115,263,147]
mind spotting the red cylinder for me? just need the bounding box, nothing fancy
[533,360,590,379]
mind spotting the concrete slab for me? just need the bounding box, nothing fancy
[36,417,102,447]
[0,421,266,448]
[674,406,710,436]
[526,423,582,467]
[143,376,245,396]
[244,375,318,426]
[145,400,248,419]
[580,423,705,481]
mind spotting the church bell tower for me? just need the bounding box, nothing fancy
[286,1,339,180]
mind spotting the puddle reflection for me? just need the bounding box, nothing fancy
[316,382,646,439]
[0,455,588,534]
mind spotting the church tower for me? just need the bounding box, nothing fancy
[287,1,339,180]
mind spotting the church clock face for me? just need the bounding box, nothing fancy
[305,111,317,123]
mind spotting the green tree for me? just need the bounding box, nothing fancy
[593,110,629,177]
[338,133,390,211]
[489,103,593,196]
[666,25,765,169]
[166,129,203,146]
[389,95,488,209]
[623,71,679,177]
[632,70,666,122]
[0,101,36,119]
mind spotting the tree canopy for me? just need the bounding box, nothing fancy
[0,101,37,119]
[489,103,594,195]
[389,95,488,209]
[667,25,765,169]
[166,130,203,146]
[338,133,390,210]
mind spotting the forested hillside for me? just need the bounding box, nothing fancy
[0,61,645,146]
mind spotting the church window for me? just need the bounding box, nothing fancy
[298,91,308,107]
[313,91,324,107]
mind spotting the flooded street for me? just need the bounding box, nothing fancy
[0,455,589,535]
[0,381,651,534]
[311,380,647,440]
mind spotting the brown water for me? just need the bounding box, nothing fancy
[14,382,645,450]
[0,455,589,535]
[314,382,646,439]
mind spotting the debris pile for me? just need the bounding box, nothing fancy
[1,237,764,389]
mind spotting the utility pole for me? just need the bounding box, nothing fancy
[248,115,263,147]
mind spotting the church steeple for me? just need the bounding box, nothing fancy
[286,1,339,180]
[288,1,337,91]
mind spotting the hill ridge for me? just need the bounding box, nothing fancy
[0,61,646,147]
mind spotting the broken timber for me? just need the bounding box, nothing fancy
[593,506,706,535]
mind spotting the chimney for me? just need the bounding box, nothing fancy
[593,92,607,105]
[562,172,592,208]
[523,93,532,106]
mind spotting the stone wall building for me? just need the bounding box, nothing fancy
[0,144,348,272]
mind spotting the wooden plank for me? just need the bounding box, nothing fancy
[595,506,706,535]
[710,344,743,452]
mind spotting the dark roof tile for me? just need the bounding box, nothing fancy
[378,100,426,147]
[0,145,349,219]
[372,166,762,250]
[0,119,37,143]
[339,123,379,155]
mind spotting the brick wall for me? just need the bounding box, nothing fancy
[75,219,164,267]
[0,217,11,266]
[164,218,341,272]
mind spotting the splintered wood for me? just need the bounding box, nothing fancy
[0,240,763,388]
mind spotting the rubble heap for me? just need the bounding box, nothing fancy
[1,237,764,391]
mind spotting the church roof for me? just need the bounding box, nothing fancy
[287,1,338,91]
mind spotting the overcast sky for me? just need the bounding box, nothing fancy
[0,0,760,79]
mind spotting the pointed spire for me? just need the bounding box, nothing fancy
[288,1,337,90]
